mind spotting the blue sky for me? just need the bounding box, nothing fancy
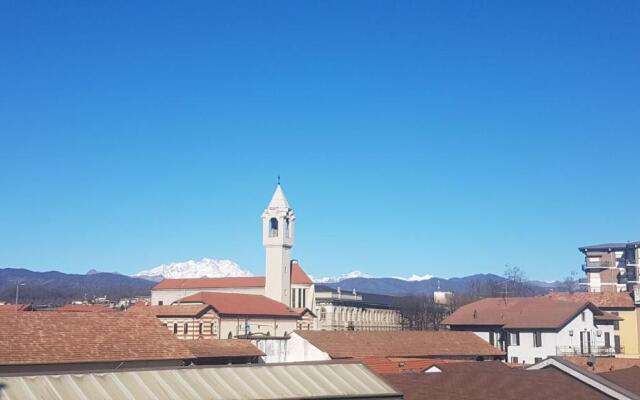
[1,1,639,281]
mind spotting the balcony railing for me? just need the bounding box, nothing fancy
[582,261,611,271]
[556,345,622,357]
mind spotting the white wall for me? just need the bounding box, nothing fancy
[507,308,602,364]
[252,333,331,363]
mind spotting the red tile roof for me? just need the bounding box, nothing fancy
[55,304,117,312]
[348,357,472,374]
[291,261,313,284]
[0,312,194,366]
[565,356,640,373]
[383,361,611,400]
[0,304,31,312]
[443,297,600,329]
[127,303,213,317]
[153,262,314,290]
[294,330,505,359]
[599,366,640,395]
[544,292,635,309]
[181,339,265,358]
[179,292,300,318]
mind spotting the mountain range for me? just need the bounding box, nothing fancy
[0,257,567,304]
[132,258,253,282]
[0,268,154,305]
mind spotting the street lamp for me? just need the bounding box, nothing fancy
[15,283,26,311]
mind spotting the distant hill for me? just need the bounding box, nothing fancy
[321,274,559,296]
[0,268,155,305]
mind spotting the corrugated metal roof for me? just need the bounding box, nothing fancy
[0,363,402,400]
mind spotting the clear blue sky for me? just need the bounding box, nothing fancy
[1,1,639,281]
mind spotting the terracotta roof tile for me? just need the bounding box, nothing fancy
[153,263,314,290]
[291,261,313,284]
[383,361,611,400]
[565,356,640,373]
[347,357,472,374]
[0,312,194,366]
[127,303,212,317]
[544,292,635,309]
[179,292,300,318]
[181,339,265,358]
[599,366,640,395]
[443,297,599,329]
[55,304,117,312]
[0,304,31,312]
[294,330,504,359]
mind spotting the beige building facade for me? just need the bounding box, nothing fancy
[315,287,402,331]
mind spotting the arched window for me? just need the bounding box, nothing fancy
[283,331,288,337]
[184,323,189,335]
[269,218,279,237]
[266,331,271,336]
[228,332,233,339]
[173,323,178,334]
[284,218,290,238]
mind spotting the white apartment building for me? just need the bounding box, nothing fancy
[443,297,619,364]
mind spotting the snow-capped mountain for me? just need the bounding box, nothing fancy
[392,273,433,282]
[132,258,253,282]
[310,271,373,283]
[311,271,433,283]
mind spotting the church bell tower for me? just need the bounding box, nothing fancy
[262,183,295,305]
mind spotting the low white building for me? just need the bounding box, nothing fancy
[314,286,402,331]
[443,297,619,365]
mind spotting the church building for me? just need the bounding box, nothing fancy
[150,185,315,327]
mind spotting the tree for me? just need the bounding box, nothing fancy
[502,265,534,297]
[560,271,580,293]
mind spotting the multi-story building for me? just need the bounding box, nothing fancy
[314,286,402,331]
[579,242,640,293]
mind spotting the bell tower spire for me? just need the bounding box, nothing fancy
[262,183,295,305]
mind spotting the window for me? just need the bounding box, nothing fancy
[534,331,542,347]
[269,218,279,237]
[158,301,164,306]
[605,332,611,348]
[199,322,203,335]
[228,332,233,339]
[581,312,586,322]
[292,289,296,308]
[511,357,518,364]
[302,289,306,308]
[211,323,215,334]
[184,323,189,335]
[284,218,290,238]
[534,357,543,363]
[489,332,495,346]
[510,332,520,346]
[173,323,178,334]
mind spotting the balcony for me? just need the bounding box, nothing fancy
[556,345,622,357]
[582,260,611,271]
